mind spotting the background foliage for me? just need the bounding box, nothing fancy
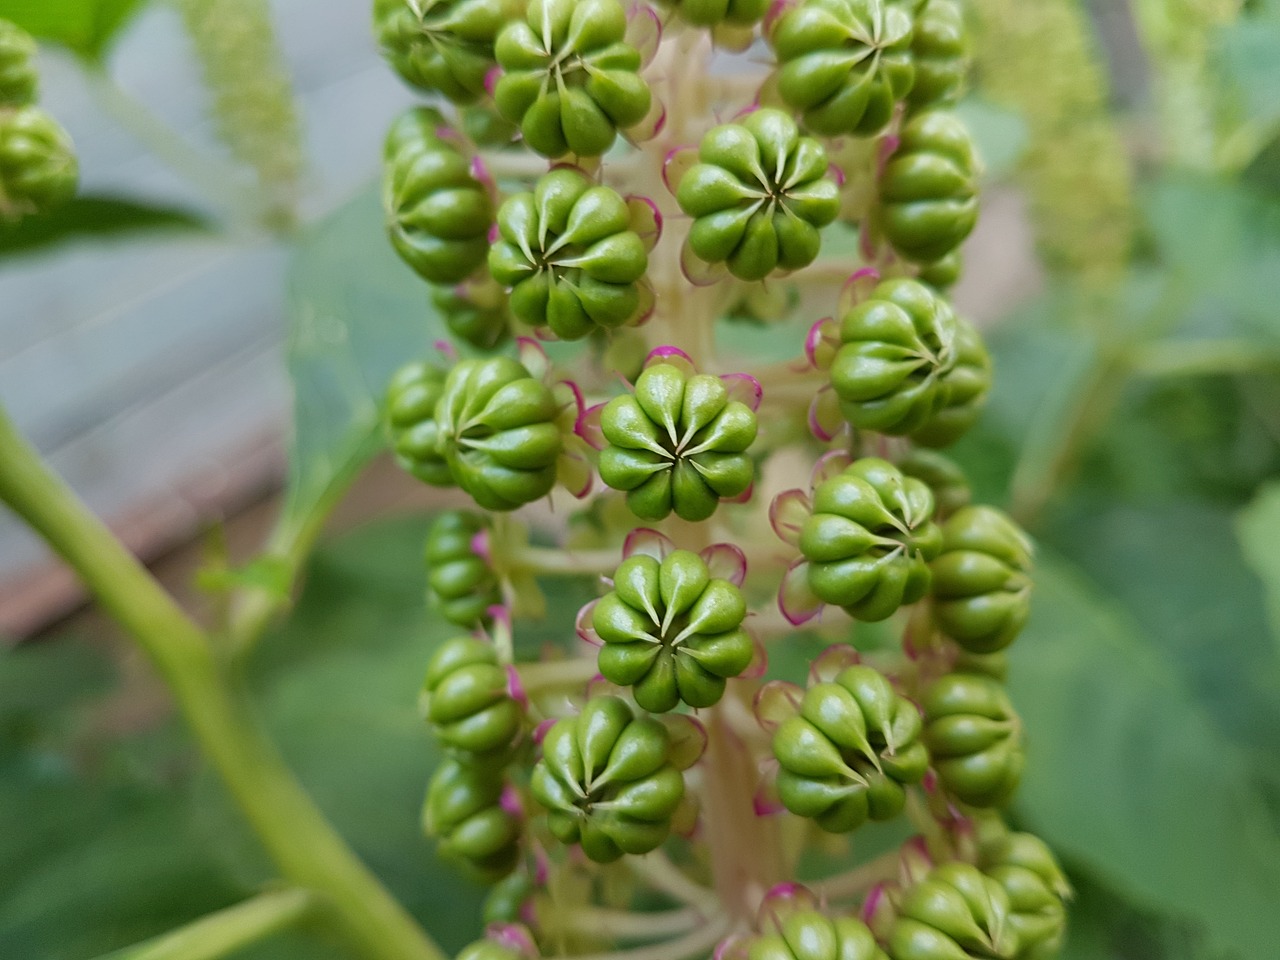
[3,0,1280,958]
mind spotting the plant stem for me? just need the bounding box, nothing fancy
[513,545,620,577]
[95,888,316,960]
[628,852,720,913]
[0,407,443,960]
[809,851,900,902]
[1128,339,1280,378]
[556,907,706,941]
[516,657,601,694]
[562,913,734,960]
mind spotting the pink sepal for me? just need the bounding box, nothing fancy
[809,643,860,685]
[754,680,803,732]
[575,600,602,646]
[769,488,811,547]
[623,526,675,561]
[700,542,747,585]
[721,372,763,411]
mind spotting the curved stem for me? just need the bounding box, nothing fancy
[809,851,900,902]
[512,545,620,577]
[516,657,601,694]
[553,912,733,960]
[627,852,720,914]
[0,407,443,960]
[555,907,706,941]
[95,888,317,960]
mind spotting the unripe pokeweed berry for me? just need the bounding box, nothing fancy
[494,0,651,159]
[529,695,684,863]
[664,0,769,28]
[921,672,1023,807]
[676,108,840,281]
[385,360,454,487]
[489,168,649,339]
[425,511,503,629]
[373,0,519,103]
[897,448,971,519]
[482,870,535,924]
[598,363,757,522]
[909,316,991,448]
[456,927,537,960]
[434,356,564,511]
[383,108,493,284]
[980,833,1070,960]
[905,0,969,111]
[889,862,1017,960]
[0,18,38,107]
[0,106,77,219]
[916,250,962,290]
[878,109,978,266]
[423,758,522,881]
[433,278,511,350]
[594,549,753,712]
[746,911,888,960]
[930,506,1033,654]
[772,664,928,832]
[769,0,914,138]
[800,457,942,621]
[421,636,523,756]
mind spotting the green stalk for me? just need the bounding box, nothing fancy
[0,407,444,960]
[96,888,316,960]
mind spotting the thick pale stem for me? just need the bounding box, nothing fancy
[555,907,706,941]
[563,913,733,960]
[95,888,316,960]
[512,546,620,577]
[810,851,901,902]
[0,408,444,960]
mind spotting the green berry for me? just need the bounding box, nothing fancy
[0,19,38,107]
[746,911,888,960]
[917,250,963,289]
[423,758,522,882]
[0,106,76,219]
[772,664,928,832]
[879,109,978,266]
[905,0,969,111]
[373,0,518,102]
[769,0,915,138]
[921,673,1023,807]
[483,871,535,924]
[384,108,493,284]
[421,636,523,757]
[434,356,564,510]
[425,511,503,629]
[457,929,536,960]
[529,695,685,863]
[830,278,979,438]
[676,109,840,280]
[665,0,769,27]
[489,168,649,339]
[897,449,971,518]
[889,862,1017,960]
[908,316,990,448]
[980,833,1070,960]
[494,0,651,158]
[800,457,942,621]
[594,549,753,712]
[433,278,511,350]
[461,103,521,147]
[930,506,1033,655]
[598,363,757,522]
[385,360,454,487]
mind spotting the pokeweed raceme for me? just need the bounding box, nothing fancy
[374,0,1068,955]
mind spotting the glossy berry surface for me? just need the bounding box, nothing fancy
[0,18,37,107]
[425,511,503,628]
[0,106,77,219]
[423,758,522,881]
[385,360,454,487]
[746,909,888,960]
[889,862,1018,960]
[905,0,968,110]
[922,672,1024,806]
[373,0,519,102]
[420,636,523,757]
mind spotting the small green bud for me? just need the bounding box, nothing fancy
[423,758,522,882]
[746,910,888,960]
[433,278,511,351]
[385,360,454,487]
[897,449,971,518]
[980,832,1070,960]
[772,664,928,832]
[878,109,978,266]
[800,457,942,621]
[889,862,1017,960]
[435,356,564,511]
[421,636,523,757]
[909,317,991,448]
[383,109,493,284]
[0,18,38,107]
[483,870,535,924]
[676,109,839,280]
[770,0,915,137]
[594,549,753,712]
[906,0,969,111]
[530,695,685,862]
[0,106,77,219]
[489,168,649,339]
[425,511,503,629]
[921,673,1023,807]
[597,363,758,522]
[930,506,1033,654]
[494,0,651,158]
[374,0,519,102]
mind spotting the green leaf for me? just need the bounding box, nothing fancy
[0,196,208,259]
[281,184,446,540]
[0,0,146,59]
[1009,552,1280,960]
[1217,19,1280,139]
[1236,481,1280,653]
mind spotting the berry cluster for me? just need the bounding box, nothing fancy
[374,0,1066,957]
[0,19,77,222]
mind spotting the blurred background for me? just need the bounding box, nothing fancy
[2,1,1279,958]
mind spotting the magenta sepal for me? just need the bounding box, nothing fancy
[721,372,763,411]
[700,542,747,585]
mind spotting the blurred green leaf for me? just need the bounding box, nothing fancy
[955,97,1029,180]
[0,196,207,259]
[0,0,146,59]
[281,184,446,539]
[1009,552,1280,960]
[1237,481,1280,652]
[1218,19,1280,137]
